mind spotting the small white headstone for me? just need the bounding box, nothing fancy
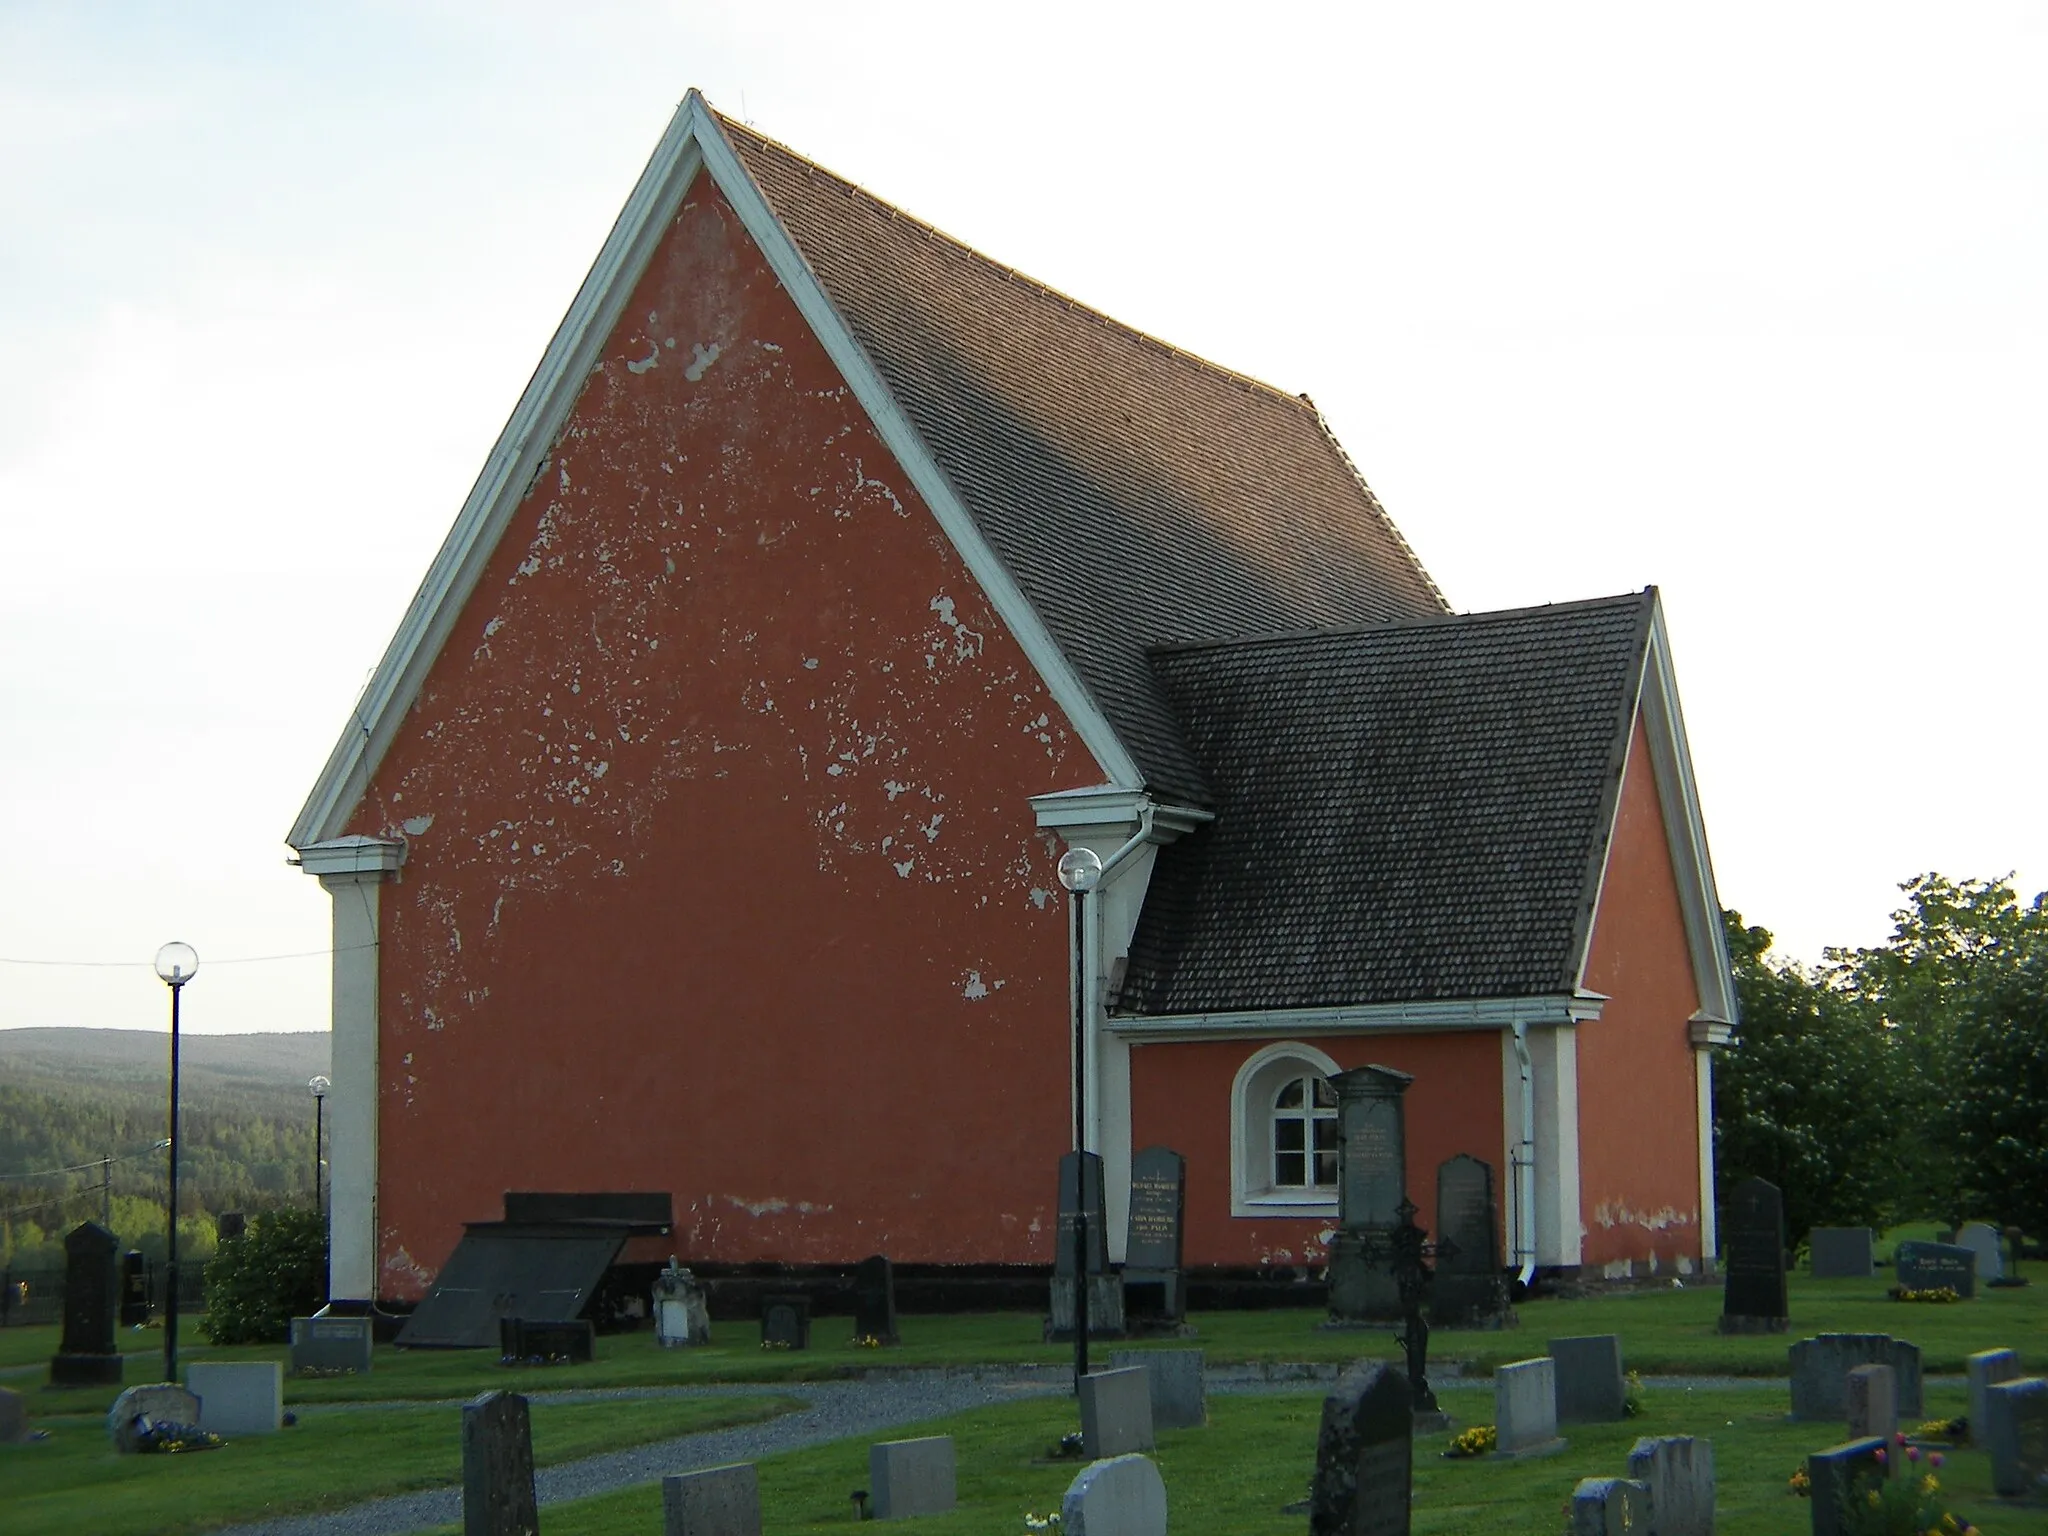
[186,1361,283,1436]
[1957,1223,2004,1283]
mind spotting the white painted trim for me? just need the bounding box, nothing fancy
[1528,1023,1583,1267]
[1229,1041,1343,1220]
[1110,992,1604,1042]
[1695,1041,1718,1269]
[291,91,1149,851]
[296,836,406,878]
[1030,786,1211,838]
[290,113,709,849]
[313,869,386,1302]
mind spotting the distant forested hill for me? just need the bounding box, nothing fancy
[0,1029,330,1263]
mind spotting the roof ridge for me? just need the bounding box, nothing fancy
[1145,588,1655,659]
[712,107,1323,414]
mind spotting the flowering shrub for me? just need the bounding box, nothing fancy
[1789,1465,1812,1497]
[1624,1370,1646,1417]
[1022,1513,1063,1531]
[1913,1417,1967,1441]
[852,1334,885,1348]
[1443,1424,1497,1458]
[1836,1435,1978,1536]
[1887,1286,1961,1304]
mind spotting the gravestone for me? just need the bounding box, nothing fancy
[1122,1146,1187,1328]
[1789,1335,1924,1418]
[107,1382,201,1454]
[662,1463,761,1536]
[1808,1228,1875,1279]
[291,1315,374,1375]
[869,1434,956,1518]
[1983,1377,2048,1502]
[759,1294,811,1350]
[186,1361,284,1436]
[1957,1223,2004,1284]
[1080,1366,1156,1456]
[1430,1154,1508,1328]
[499,1316,595,1363]
[49,1221,123,1387]
[1110,1348,1206,1430]
[120,1250,149,1327]
[1062,1453,1168,1536]
[1495,1357,1567,1457]
[1308,1358,1411,1536]
[1718,1177,1789,1332]
[1845,1363,1897,1443]
[1049,1151,1123,1339]
[1626,1434,1715,1536]
[1806,1438,1887,1536]
[1894,1241,1976,1298]
[1570,1477,1650,1536]
[853,1254,899,1345]
[1968,1349,2021,1448]
[0,1386,32,1445]
[1550,1334,1627,1422]
[462,1390,538,1536]
[652,1259,712,1347]
[1327,1065,1413,1323]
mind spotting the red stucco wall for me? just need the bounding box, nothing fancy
[1128,1031,1506,1269]
[346,179,1094,1298]
[1576,715,1705,1270]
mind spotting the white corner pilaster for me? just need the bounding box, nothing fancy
[1527,1023,1583,1268]
[295,836,405,1302]
[1690,1014,1732,1273]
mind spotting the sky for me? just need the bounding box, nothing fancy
[1,1,2042,1036]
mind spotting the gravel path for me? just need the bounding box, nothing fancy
[208,1370,1063,1536]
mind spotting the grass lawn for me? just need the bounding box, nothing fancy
[1,1391,796,1536]
[4,1268,2040,1421]
[428,1383,2048,1536]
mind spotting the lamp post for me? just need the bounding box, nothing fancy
[1055,846,1103,1390]
[308,1076,330,1223]
[153,941,198,1384]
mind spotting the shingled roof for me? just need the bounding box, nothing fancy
[718,114,1448,802]
[1112,591,1658,1015]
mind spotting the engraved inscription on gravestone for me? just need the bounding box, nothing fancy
[1123,1146,1186,1325]
[1894,1241,1977,1299]
[1327,1066,1414,1324]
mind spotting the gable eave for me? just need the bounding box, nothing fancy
[291,91,1145,852]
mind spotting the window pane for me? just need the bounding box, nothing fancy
[1313,1120,1338,1152]
[1313,1151,1338,1186]
[1276,1152,1305,1186]
[1312,1077,1336,1108]
[1275,1119,1305,1152]
[1275,1079,1304,1109]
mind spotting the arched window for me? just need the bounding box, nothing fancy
[1231,1042,1343,1217]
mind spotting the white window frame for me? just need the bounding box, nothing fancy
[1231,1041,1343,1218]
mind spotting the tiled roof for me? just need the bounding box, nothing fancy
[719,115,1448,802]
[1113,592,1656,1014]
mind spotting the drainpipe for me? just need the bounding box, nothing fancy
[1511,1020,1538,1287]
[1097,803,1157,883]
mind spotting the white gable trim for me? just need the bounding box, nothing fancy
[1109,991,1605,1043]
[291,91,1141,849]
[1572,596,1738,1024]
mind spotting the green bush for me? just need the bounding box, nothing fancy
[201,1207,326,1344]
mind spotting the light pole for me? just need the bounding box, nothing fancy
[308,1076,330,1223]
[1056,846,1103,1390]
[153,941,198,1384]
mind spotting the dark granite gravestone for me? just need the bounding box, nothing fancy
[1430,1154,1508,1329]
[852,1255,899,1345]
[1967,1349,2020,1447]
[120,1250,149,1329]
[760,1294,811,1350]
[0,1386,33,1445]
[1789,1334,1923,1419]
[1123,1146,1186,1327]
[1328,1065,1414,1324]
[1309,1358,1412,1536]
[49,1222,123,1388]
[1806,1437,1887,1536]
[291,1315,374,1375]
[1569,1477,1650,1535]
[1808,1228,1875,1280]
[462,1390,538,1536]
[1048,1151,1123,1340]
[498,1317,594,1364]
[1983,1376,2048,1502]
[1895,1241,1976,1298]
[1719,1177,1789,1333]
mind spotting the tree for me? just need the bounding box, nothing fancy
[201,1207,327,1345]
[1714,911,1908,1249]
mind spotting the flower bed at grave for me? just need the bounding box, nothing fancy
[1442,1424,1497,1458]
[1912,1416,1967,1442]
[1887,1285,1961,1303]
[132,1419,225,1455]
[1839,1435,1979,1536]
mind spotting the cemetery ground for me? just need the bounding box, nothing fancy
[2,1265,2043,1534]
